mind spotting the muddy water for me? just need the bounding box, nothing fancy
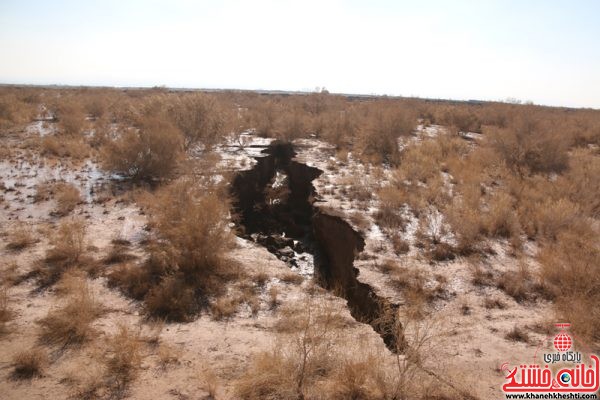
[230,141,405,352]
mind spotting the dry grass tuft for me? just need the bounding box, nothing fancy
[280,272,304,285]
[6,223,37,251]
[0,287,14,335]
[35,218,90,287]
[505,326,530,343]
[102,243,137,265]
[53,182,82,216]
[104,325,143,396]
[211,296,239,321]
[11,348,48,379]
[110,180,237,321]
[37,278,103,347]
[101,118,183,182]
[496,262,546,303]
[538,229,600,344]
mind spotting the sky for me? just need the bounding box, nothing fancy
[1,0,599,108]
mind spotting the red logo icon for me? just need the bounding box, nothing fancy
[553,323,572,352]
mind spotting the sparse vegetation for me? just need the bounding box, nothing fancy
[34,218,90,287]
[6,223,37,250]
[109,179,237,321]
[2,86,600,397]
[101,118,183,181]
[37,277,103,347]
[53,182,82,216]
[0,287,13,335]
[11,348,48,379]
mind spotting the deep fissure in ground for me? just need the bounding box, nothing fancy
[231,141,405,351]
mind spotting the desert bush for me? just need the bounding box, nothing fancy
[235,300,342,399]
[357,105,416,164]
[391,234,410,255]
[375,186,407,230]
[487,114,569,175]
[0,92,36,128]
[102,242,136,265]
[144,276,197,321]
[496,262,545,303]
[390,268,446,319]
[101,118,183,181]
[11,348,48,379]
[38,278,102,347]
[210,296,239,320]
[149,179,234,283]
[168,93,229,150]
[538,229,600,344]
[444,189,484,254]
[51,100,87,135]
[529,198,580,241]
[559,149,600,217]
[104,325,142,395]
[483,298,506,310]
[0,287,13,335]
[53,182,82,216]
[112,180,236,321]
[482,192,518,237]
[40,135,92,159]
[505,326,530,343]
[36,218,88,287]
[6,223,37,250]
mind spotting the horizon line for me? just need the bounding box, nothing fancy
[1,82,597,112]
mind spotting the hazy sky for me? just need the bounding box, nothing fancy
[1,0,599,108]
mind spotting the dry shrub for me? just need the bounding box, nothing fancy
[390,268,446,319]
[357,105,416,164]
[54,102,86,136]
[168,93,229,150]
[397,139,444,185]
[101,118,183,181]
[38,278,102,347]
[496,262,545,303]
[111,180,236,321]
[148,179,234,285]
[237,295,449,400]
[6,223,37,250]
[210,296,239,320]
[11,348,48,379]
[36,218,88,287]
[0,286,14,335]
[559,149,600,217]
[444,191,483,254]
[280,272,304,285]
[505,326,530,343]
[40,135,91,159]
[538,229,600,344]
[391,233,410,255]
[102,243,137,265]
[483,298,506,310]
[487,114,569,175]
[53,182,82,216]
[108,262,156,300]
[529,198,580,241]
[104,325,142,395]
[143,275,197,321]
[235,299,342,399]
[375,186,406,230]
[0,92,36,128]
[470,264,494,287]
[482,192,520,239]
